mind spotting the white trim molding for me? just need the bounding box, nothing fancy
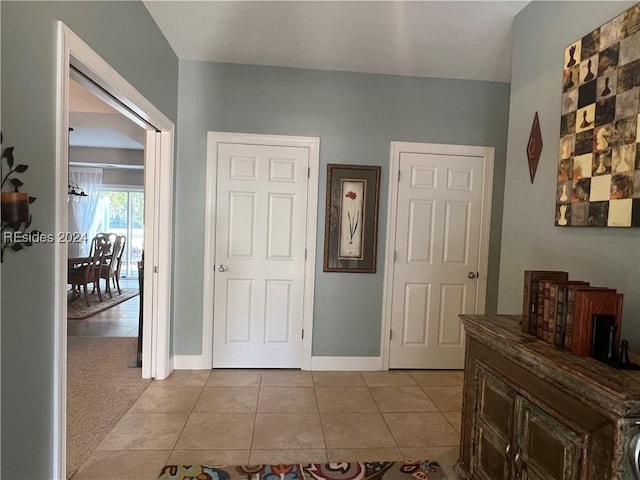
[203,132,319,371]
[310,356,383,371]
[55,22,175,480]
[380,141,494,370]
[169,355,382,372]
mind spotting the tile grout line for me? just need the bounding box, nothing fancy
[311,372,329,461]
[166,371,212,461]
[248,371,264,462]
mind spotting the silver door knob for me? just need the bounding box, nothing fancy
[468,272,479,279]
[217,264,228,272]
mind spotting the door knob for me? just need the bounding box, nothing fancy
[217,264,228,272]
[468,271,479,279]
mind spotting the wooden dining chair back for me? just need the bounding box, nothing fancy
[88,232,115,256]
[99,234,125,298]
[68,235,112,307]
[113,235,126,294]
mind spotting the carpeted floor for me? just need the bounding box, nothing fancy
[158,461,446,480]
[67,288,139,319]
[67,336,151,479]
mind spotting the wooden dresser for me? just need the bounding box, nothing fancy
[456,314,640,480]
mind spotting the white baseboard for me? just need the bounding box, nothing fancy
[310,356,383,371]
[170,355,383,371]
[171,355,209,370]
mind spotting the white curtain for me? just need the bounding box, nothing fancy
[69,167,103,256]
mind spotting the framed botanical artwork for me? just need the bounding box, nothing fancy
[556,3,640,227]
[323,164,381,273]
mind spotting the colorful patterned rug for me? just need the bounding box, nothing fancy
[67,287,139,319]
[158,461,446,480]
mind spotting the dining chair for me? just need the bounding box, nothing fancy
[98,234,125,298]
[112,235,126,294]
[68,235,112,307]
[88,232,115,256]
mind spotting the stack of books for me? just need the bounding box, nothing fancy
[522,270,623,357]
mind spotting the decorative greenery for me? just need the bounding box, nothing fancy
[1,133,38,261]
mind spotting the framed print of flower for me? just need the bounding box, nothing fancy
[324,164,381,273]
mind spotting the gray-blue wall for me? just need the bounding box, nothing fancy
[174,60,510,356]
[499,2,640,345]
[1,2,178,478]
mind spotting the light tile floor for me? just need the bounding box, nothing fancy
[67,279,140,337]
[72,369,462,480]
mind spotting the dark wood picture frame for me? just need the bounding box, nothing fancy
[323,164,381,273]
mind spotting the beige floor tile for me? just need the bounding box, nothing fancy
[442,466,459,480]
[321,413,396,449]
[97,413,188,451]
[175,413,255,450]
[456,372,465,380]
[400,446,460,479]
[326,448,403,462]
[167,449,250,466]
[249,449,328,464]
[261,370,313,387]
[252,413,325,449]
[400,445,459,464]
[207,369,262,387]
[421,387,463,412]
[129,386,202,413]
[315,387,378,413]
[257,387,318,413]
[312,371,366,387]
[73,450,171,480]
[443,411,462,433]
[361,371,417,387]
[409,371,464,388]
[369,387,437,413]
[150,370,210,387]
[194,387,259,413]
[384,413,459,448]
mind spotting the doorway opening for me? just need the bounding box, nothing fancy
[55,22,175,479]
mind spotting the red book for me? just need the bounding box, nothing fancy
[571,289,623,357]
[565,286,609,352]
[553,281,589,348]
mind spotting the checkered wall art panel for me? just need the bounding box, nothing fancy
[557,3,640,227]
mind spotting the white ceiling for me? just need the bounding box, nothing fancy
[144,1,529,83]
[69,79,145,151]
[70,1,529,151]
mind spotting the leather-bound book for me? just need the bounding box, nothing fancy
[553,281,589,348]
[522,270,568,335]
[571,289,623,357]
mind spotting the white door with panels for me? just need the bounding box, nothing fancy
[386,143,493,369]
[212,142,310,368]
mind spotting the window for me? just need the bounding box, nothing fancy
[95,189,144,278]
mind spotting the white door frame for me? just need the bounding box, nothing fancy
[380,141,494,369]
[54,23,174,478]
[203,132,319,370]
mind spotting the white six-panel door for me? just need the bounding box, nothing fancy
[212,142,310,368]
[386,143,492,369]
